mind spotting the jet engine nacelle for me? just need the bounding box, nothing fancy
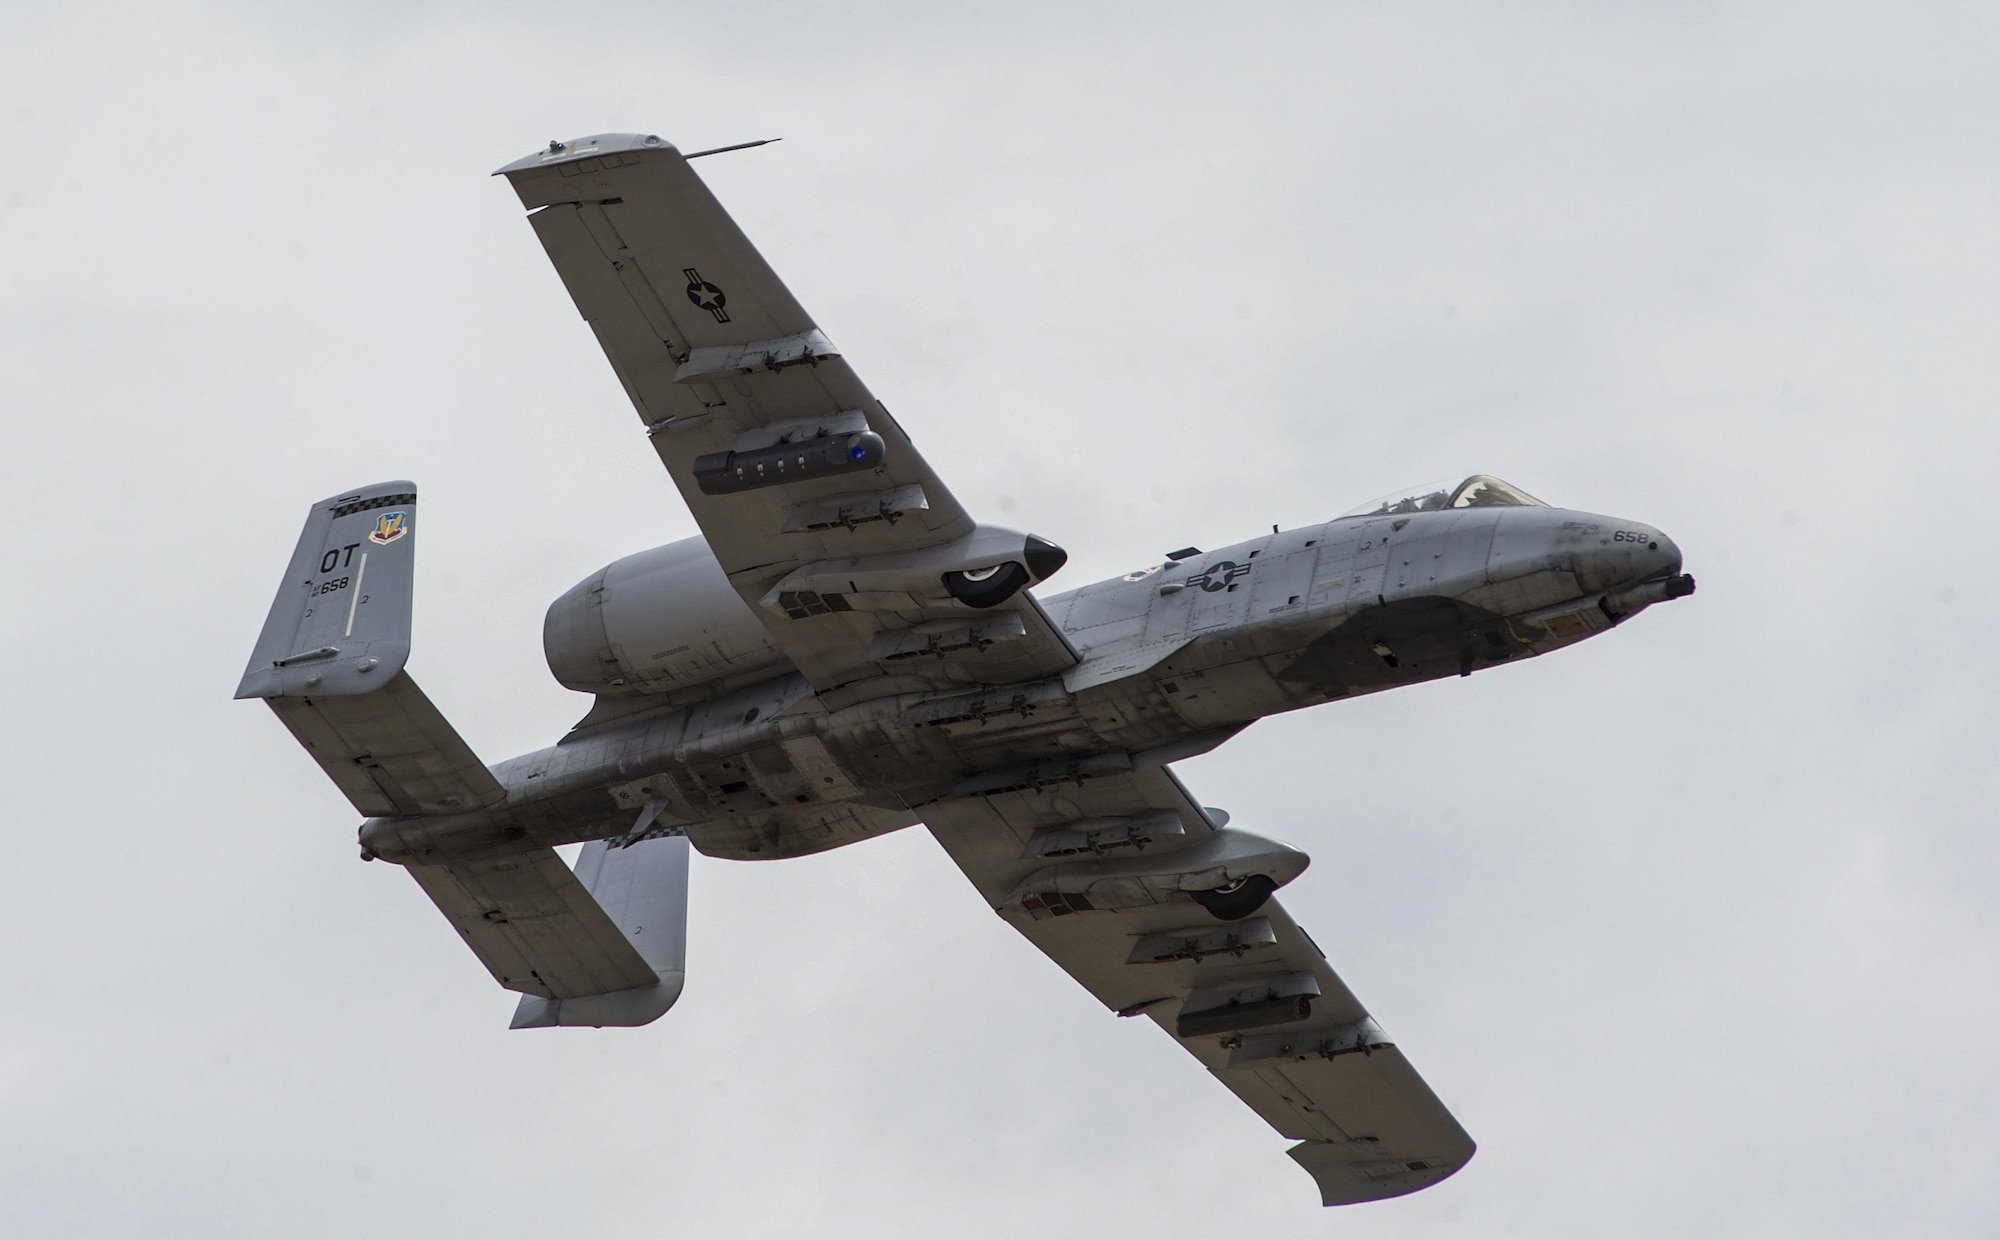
[544,537,792,698]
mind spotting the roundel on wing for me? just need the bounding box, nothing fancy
[686,280,726,312]
[681,266,733,323]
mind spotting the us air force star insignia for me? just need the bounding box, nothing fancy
[682,267,731,323]
[1187,560,1251,592]
[368,511,409,545]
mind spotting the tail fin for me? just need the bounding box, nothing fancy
[243,485,685,1026]
[506,835,691,1028]
[237,481,419,700]
[236,482,503,817]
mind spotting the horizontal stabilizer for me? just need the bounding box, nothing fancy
[262,673,504,817]
[406,846,667,1003]
[510,835,690,1029]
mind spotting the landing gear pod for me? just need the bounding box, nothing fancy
[760,528,1069,615]
[1190,874,1279,921]
[1004,828,1308,921]
[944,561,1030,607]
[942,536,1069,608]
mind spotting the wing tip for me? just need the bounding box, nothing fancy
[507,972,686,1030]
[1288,1136,1476,1207]
[493,132,678,178]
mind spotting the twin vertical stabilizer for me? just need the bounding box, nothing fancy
[508,837,690,1028]
[239,483,687,1028]
[237,481,420,702]
[236,483,503,817]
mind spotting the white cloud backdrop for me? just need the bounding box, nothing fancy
[2,3,1995,1235]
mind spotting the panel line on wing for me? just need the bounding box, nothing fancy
[575,202,689,351]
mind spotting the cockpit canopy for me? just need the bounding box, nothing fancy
[1339,474,1548,520]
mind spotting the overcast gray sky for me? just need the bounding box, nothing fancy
[3,2,1996,1235]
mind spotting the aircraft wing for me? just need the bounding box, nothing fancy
[497,135,1075,695]
[920,766,1474,1206]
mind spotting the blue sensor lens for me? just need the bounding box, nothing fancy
[850,445,869,462]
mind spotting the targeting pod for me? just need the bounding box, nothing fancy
[693,429,885,495]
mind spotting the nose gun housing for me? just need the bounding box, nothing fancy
[1269,505,1693,703]
[1473,508,1686,616]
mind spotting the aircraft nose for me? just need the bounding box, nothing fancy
[1572,521,1684,593]
[1646,529,1683,579]
[1598,525,1696,620]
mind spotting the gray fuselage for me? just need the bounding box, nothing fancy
[359,503,1685,866]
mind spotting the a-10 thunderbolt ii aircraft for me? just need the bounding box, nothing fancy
[237,132,1694,1207]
